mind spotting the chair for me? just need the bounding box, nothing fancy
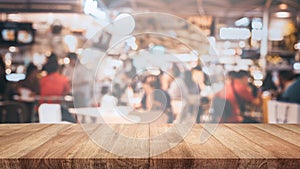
[38,103,62,123]
[0,101,28,123]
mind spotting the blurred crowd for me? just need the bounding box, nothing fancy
[1,52,299,123]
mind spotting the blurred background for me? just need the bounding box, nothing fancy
[0,0,300,124]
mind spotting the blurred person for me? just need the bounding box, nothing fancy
[124,59,136,79]
[184,70,198,94]
[17,63,40,96]
[63,52,92,107]
[168,63,188,100]
[168,65,194,123]
[278,70,295,96]
[41,53,76,123]
[182,69,200,122]
[280,73,300,104]
[260,71,278,99]
[41,53,70,98]
[100,86,118,110]
[0,56,7,100]
[191,65,207,123]
[157,69,172,91]
[234,71,261,114]
[261,71,277,92]
[16,63,40,122]
[214,71,260,123]
[191,65,206,93]
[140,75,173,123]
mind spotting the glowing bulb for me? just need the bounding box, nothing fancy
[275,12,291,18]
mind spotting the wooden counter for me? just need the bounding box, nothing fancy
[0,124,299,168]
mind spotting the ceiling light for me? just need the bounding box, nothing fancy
[279,3,288,10]
[293,63,300,70]
[294,42,300,50]
[275,12,291,18]
[220,27,251,40]
[235,17,250,27]
[251,18,262,29]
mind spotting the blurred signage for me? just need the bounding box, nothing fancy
[219,27,251,40]
[0,21,35,46]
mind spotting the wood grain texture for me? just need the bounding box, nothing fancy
[0,124,299,169]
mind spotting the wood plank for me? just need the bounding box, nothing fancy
[253,124,300,147]
[150,124,239,168]
[19,124,87,168]
[0,124,54,155]
[0,124,74,169]
[150,123,193,168]
[0,124,31,135]
[226,124,300,168]
[205,124,278,168]
[150,124,185,157]
[275,124,300,134]
[63,124,121,169]
[106,124,149,168]
[71,124,149,168]
[0,124,46,141]
[0,124,299,169]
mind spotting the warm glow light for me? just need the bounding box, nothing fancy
[8,46,17,53]
[131,44,138,50]
[275,12,291,18]
[5,69,11,74]
[5,60,11,66]
[294,42,300,50]
[236,48,243,55]
[40,71,47,77]
[58,58,64,65]
[279,4,288,10]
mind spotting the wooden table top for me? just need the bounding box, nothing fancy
[0,124,299,169]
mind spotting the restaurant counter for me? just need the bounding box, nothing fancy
[0,124,299,168]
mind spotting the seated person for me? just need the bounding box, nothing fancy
[281,74,300,104]
[40,53,76,123]
[140,75,173,123]
[17,63,40,99]
[100,86,118,110]
[277,70,298,103]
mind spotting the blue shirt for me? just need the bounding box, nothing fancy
[282,77,300,104]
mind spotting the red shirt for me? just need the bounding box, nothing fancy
[40,72,70,103]
[217,79,254,122]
